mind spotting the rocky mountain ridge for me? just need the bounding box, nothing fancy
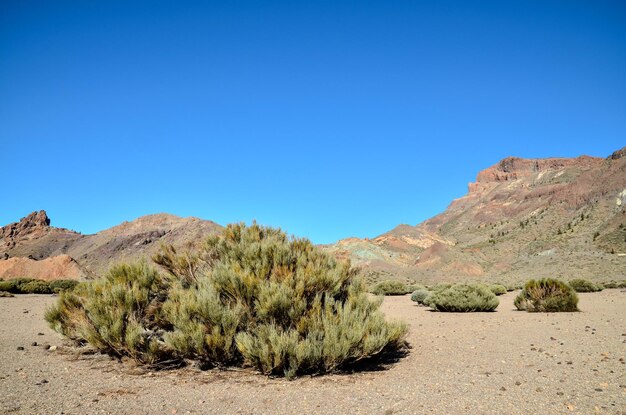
[0,212,222,280]
[326,147,626,285]
[2,147,625,284]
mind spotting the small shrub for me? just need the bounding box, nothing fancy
[0,291,15,297]
[21,280,53,294]
[427,284,499,312]
[489,284,507,296]
[514,279,579,312]
[603,281,618,289]
[618,280,626,288]
[371,280,409,296]
[429,283,452,291]
[0,278,77,294]
[568,279,602,293]
[0,280,18,293]
[49,279,80,293]
[12,278,37,288]
[406,283,426,292]
[410,289,431,305]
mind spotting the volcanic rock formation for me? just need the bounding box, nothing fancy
[0,212,222,280]
[325,147,626,285]
[2,147,625,285]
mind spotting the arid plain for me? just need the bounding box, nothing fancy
[1,290,624,415]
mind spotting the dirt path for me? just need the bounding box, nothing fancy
[1,291,625,414]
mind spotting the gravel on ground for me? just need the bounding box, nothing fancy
[1,291,625,414]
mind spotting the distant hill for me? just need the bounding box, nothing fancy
[324,147,626,285]
[2,147,625,284]
[0,211,222,279]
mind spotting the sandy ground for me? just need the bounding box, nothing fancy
[1,291,625,415]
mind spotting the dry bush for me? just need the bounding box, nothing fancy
[489,284,507,296]
[45,263,171,364]
[427,284,499,312]
[370,280,410,296]
[410,289,431,305]
[46,223,407,378]
[514,278,579,312]
[568,279,602,293]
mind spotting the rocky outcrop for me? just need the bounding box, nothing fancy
[0,211,223,279]
[609,147,626,160]
[1,210,52,248]
[325,147,626,284]
[475,156,600,183]
[0,255,84,281]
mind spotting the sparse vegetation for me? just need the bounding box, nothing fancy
[370,280,411,296]
[488,284,507,296]
[514,278,579,312]
[49,279,80,293]
[505,284,522,292]
[21,280,53,294]
[568,279,603,293]
[426,284,499,312]
[0,280,18,293]
[46,223,408,378]
[0,291,14,297]
[406,283,426,292]
[410,289,431,305]
[429,283,452,292]
[0,278,78,294]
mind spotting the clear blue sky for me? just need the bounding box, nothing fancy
[1,1,625,243]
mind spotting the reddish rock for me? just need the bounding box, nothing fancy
[609,147,626,160]
[0,255,83,281]
[1,210,51,244]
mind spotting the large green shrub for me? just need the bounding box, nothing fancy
[370,280,410,296]
[568,279,602,293]
[46,223,407,378]
[427,284,499,312]
[514,279,579,312]
[410,289,431,305]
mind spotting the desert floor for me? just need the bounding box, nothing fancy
[1,290,625,415]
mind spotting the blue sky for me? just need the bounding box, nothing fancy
[1,0,625,243]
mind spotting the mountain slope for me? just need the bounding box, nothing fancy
[325,148,626,285]
[2,147,625,284]
[0,211,223,279]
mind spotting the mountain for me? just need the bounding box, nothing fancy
[325,147,626,285]
[0,211,222,280]
[2,147,625,284]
